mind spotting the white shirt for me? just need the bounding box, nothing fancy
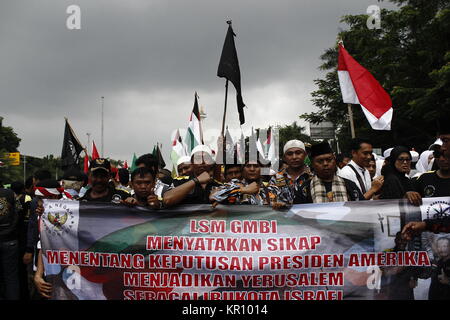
[338,160,372,194]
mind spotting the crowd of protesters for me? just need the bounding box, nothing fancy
[0,117,449,300]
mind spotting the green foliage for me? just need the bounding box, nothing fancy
[0,154,64,185]
[301,0,450,153]
[277,122,320,158]
[0,117,66,184]
[0,119,21,152]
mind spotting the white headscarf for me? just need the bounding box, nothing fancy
[383,148,393,159]
[415,150,434,174]
[410,150,419,163]
[375,159,385,178]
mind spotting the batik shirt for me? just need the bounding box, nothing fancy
[211,179,278,205]
[268,167,312,204]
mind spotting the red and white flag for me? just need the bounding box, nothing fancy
[92,141,100,160]
[338,44,393,130]
[83,153,89,174]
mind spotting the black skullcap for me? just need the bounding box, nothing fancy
[310,142,333,159]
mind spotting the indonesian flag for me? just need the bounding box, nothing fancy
[34,187,73,200]
[92,141,100,160]
[123,161,128,169]
[184,92,204,154]
[338,44,393,130]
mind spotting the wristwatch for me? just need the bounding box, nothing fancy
[192,177,200,186]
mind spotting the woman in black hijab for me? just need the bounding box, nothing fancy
[380,146,414,199]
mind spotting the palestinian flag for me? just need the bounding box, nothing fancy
[153,144,166,169]
[130,153,137,172]
[184,93,203,154]
[170,129,186,169]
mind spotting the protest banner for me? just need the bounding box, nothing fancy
[39,197,450,300]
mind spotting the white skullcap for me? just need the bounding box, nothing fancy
[428,138,442,150]
[176,156,191,166]
[410,150,419,162]
[383,148,393,159]
[283,140,305,154]
[191,145,213,157]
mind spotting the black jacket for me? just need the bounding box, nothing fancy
[0,188,18,242]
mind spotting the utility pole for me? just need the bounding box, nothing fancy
[86,132,91,155]
[23,155,26,184]
[101,96,104,157]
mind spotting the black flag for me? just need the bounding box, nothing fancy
[217,22,246,125]
[61,118,84,170]
[153,144,166,169]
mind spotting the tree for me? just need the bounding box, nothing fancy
[0,118,68,184]
[276,121,323,159]
[0,117,22,184]
[301,0,450,153]
[0,116,21,153]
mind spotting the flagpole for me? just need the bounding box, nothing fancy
[347,104,356,138]
[221,80,229,137]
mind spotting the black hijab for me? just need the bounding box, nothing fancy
[380,146,413,199]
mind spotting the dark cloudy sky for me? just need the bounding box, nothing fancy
[1,0,398,167]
